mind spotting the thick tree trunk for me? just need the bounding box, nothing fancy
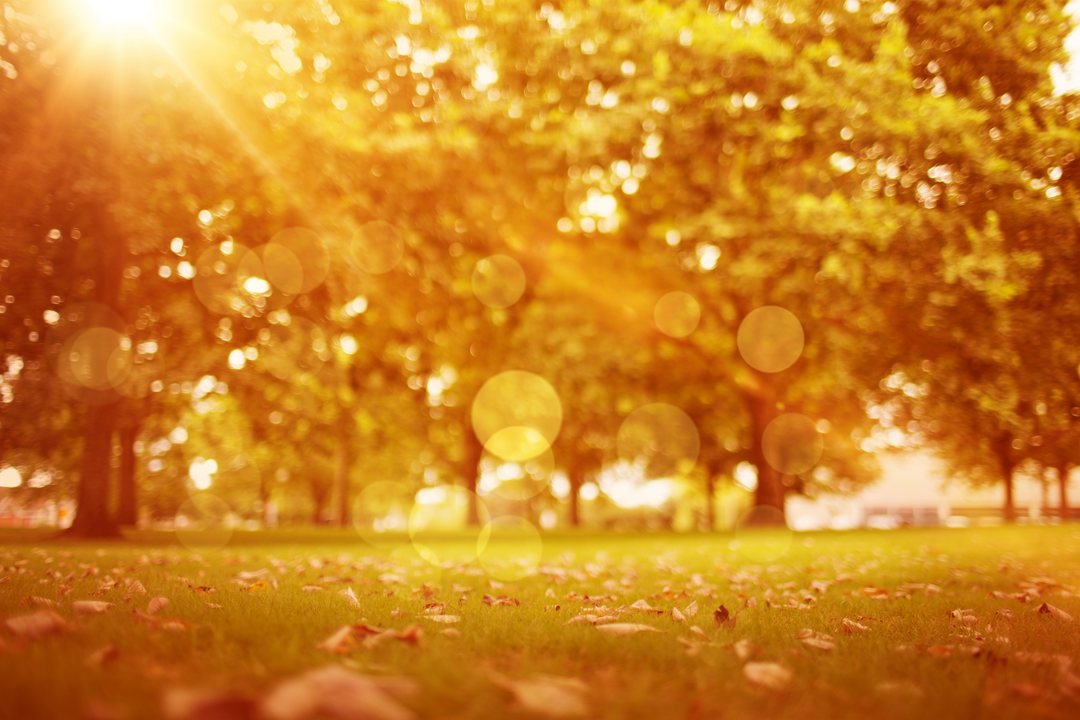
[568,467,583,528]
[116,420,138,526]
[1059,462,1070,521]
[463,433,483,526]
[703,460,718,532]
[311,482,329,525]
[333,434,351,527]
[747,392,784,523]
[67,403,121,537]
[992,434,1016,523]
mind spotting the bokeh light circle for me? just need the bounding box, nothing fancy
[734,505,794,562]
[477,515,544,582]
[260,317,327,380]
[737,306,804,373]
[471,371,562,462]
[479,447,555,502]
[472,255,526,309]
[616,403,700,479]
[352,221,404,275]
[175,494,234,552]
[654,291,701,338]
[267,228,330,293]
[192,242,263,315]
[762,413,823,475]
[353,481,415,550]
[46,302,129,405]
[408,486,489,566]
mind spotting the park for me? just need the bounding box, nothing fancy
[2,0,1080,717]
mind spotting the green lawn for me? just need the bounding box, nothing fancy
[2,525,1079,719]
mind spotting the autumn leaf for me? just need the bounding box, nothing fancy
[743,662,792,691]
[595,623,663,637]
[86,645,120,667]
[1037,603,1075,622]
[302,585,324,593]
[731,639,761,661]
[672,607,686,623]
[796,629,835,651]
[3,610,69,638]
[318,626,357,654]
[841,618,870,634]
[684,601,698,617]
[74,601,113,615]
[125,580,147,597]
[147,597,170,616]
[422,615,461,624]
[189,585,215,595]
[204,603,223,610]
[261,665,417,720]
[340,588,360,608]
[629,599,662,614]
[22,596,59,608]
[713,605,735,629]
[248,581,269,593]
[491,674,588,717]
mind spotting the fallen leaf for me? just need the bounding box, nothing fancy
[796,629,835,651]
[1037,603,1074,622]
[340,588,360,608]
[3,610,69,638]
[689,625,710,641]
[491,674,588,717]
[261,665,416,720]
[248,582,268,593]
[204,603,223,610]
[714,605,735,629]
[189,586,216,595]
[148,597,170,616]
[86,645,120,667]
[841,618,870,634]
[629,599,662,614]
[125,580,147,597]
[74,601,113,615]
[422,615,461,624]
[162,687,256,720]
[684,601,698,617]
[595,623,663,637]
[318,626,356,654]
[672,607,686,623]
[731,639,761,661]
[743,662,792,691]
[302,585,324,593]
[23,596,59,608]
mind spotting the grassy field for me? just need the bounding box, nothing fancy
[2,525,1080,719]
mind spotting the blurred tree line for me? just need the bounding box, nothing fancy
[1,0,1078,536]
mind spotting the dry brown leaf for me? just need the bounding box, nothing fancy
[595,623,662,637]
[74,601,113,615]
[796,629,835,651]
[684,601,698,617]
[732,639,761,661]
[261,665,417,720]
[162,687,257,720]
[841,618,870,634]
[247,581,269,593]
[629,599,662,614]
[672,607,686,623]
[422,615,461,624]
[148,597,170,616]
[713,605,735,629]
[1037,603,1074,622]
[86,645,120,667]
[3,610,69,638]
[689,625,710,641]
[302,585,324,593]
[125,580,147,597]
[318,626,356,654]
[491,674,588,717]
[340,588,360,608]
[189,585,216,595]
[743,662,792,691]
[204,603,223,610]
[23,596,59,608]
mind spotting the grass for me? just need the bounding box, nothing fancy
[2,525,1080,719]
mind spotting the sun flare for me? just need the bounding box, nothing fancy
[83,0,152,28]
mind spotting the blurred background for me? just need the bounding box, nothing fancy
[1,0,1079,539]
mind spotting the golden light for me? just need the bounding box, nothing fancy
[83,0,153,28]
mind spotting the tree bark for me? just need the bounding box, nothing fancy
[703,460,718,532]
[116,420,138,526]
[992,434,1016,523]
[1059,462,1071,521]
[463,433,484,526]
[568,467,583,528]
[746,391,784,523]
[67,403,121,537]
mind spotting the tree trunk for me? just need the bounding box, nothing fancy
[703,461,717,532]
[67,403,121,537]
[333,433,351,527]
[746,392,784,523]
[311,482,329,525]
[992,434,1016,523]
[116,420,138,526]
[1059,462,1071,521]
[568,467,583,528]
[463,433,483,526]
